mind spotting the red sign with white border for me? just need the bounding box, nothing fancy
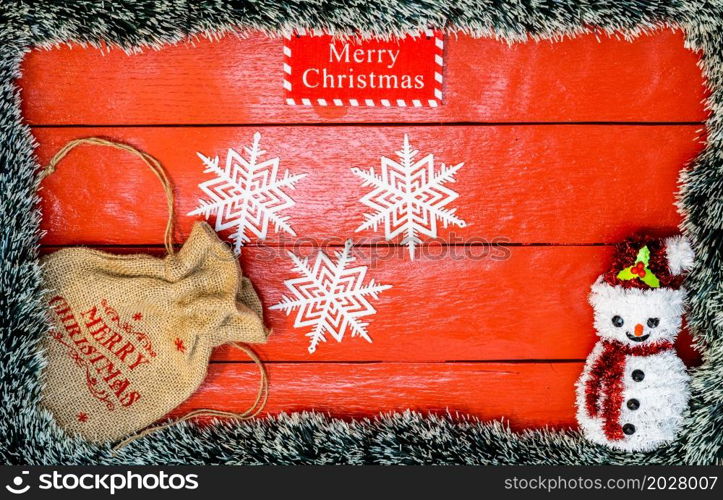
[284,30,444,107]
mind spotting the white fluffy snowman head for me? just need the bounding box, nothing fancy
[590,280,685,345]
[589,235,694,346]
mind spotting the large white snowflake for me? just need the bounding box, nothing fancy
[188,132,306,254]
[351,134,467,259]
[270,240,391,354]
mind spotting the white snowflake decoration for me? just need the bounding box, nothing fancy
[270,240,391,354]
[351,134,467,259]
[188,132,306,254]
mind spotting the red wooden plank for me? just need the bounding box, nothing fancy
[19,30,707,125]
[38,244,703,365]
[241,245,605,361]
[240,245,700,364]
[167,361,582,429]
[34,125,703,247]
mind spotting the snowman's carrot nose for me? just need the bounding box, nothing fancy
[634,324,644,337]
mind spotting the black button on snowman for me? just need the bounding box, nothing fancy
[626,398,640,410]
[575,235,693,452]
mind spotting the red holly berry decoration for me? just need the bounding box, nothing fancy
[630,261,646,278]
[77,412,89,423]
[617,246,660,288]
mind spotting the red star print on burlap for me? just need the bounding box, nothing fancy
[132,312,143,321]
[77,412,89,423]
[174,338,186,353]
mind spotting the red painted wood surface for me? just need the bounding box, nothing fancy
[19,30,707,125]
[242,246,606,362]
[22,29,707,429]
[34,125,703,247]
[240,246,701,365]
[38,244,701,366]
[168,362,582,429]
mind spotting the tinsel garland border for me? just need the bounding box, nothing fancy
[1,0,721,465]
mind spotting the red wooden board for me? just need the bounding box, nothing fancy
[239,246,701,365]
[19,30,707,125]
[169,362,583,429]
[22,28,707,428]
[39,244,701,366]
[35,125,703,247]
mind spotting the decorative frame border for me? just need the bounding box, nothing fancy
[1,0,720,465]
[283,29,444,107]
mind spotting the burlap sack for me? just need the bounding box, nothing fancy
[39,138,269,444]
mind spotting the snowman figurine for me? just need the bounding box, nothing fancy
[575,235,694,452]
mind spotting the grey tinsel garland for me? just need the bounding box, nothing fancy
[1,0,721,465]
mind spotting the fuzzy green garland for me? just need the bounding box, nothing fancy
[1,0,721,465]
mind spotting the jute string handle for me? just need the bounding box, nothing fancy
[112,343,268,452]
[42,137,269,452]
[41,137,176,256]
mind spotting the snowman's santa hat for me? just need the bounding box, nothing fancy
[598,234,694,291]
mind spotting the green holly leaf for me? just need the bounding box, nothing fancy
[635,246,650,266]
[617,246,661,287]
[641,268,660,288]
[617,267,637,280]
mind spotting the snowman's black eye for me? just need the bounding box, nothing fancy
[612,315,624,327]
[647,317,660,328]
